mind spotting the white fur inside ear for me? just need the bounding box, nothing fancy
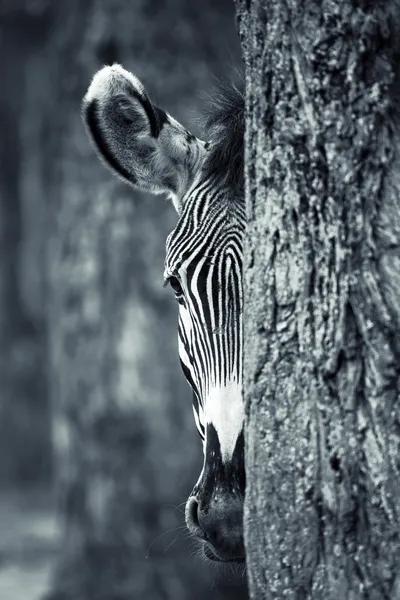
[84,63,145,105]
[113,94,149,133]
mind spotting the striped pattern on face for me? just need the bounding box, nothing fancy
[164,174,245,463]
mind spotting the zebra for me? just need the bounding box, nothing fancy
[82,64,245,564]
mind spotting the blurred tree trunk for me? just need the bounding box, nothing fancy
[236,1,400,598]
[44,1,246,599]
[0,3,51,486]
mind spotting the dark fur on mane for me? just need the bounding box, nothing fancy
[202,79,245,198]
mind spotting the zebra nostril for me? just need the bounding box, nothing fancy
[185,496,207,539]
[187,497,199,526]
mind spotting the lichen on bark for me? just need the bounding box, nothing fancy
[235,1,400,598]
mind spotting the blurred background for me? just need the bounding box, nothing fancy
[0,1,247,599]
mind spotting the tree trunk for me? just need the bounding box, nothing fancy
[0,3,51,487]
[236,1,400,598]
[44,2,246,599]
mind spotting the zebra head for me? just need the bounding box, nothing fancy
[83,65,245,563]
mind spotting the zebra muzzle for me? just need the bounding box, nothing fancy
[185,494,245,562]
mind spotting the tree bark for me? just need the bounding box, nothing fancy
[236,1,400,598]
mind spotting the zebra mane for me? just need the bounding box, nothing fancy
[203,78,245,198]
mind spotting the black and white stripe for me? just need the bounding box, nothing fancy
[165,173,245,461]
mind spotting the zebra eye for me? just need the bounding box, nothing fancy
[168,276,184,299]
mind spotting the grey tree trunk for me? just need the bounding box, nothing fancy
[235,1,400,598]
[0,4,51,486]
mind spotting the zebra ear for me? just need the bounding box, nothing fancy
[82,65,158,185]
[82,65,206,211]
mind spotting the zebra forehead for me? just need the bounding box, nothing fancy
[165,195,244,271]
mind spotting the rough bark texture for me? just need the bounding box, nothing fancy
[235,1,400,598]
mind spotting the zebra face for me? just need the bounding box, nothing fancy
[82,64,245,563]
[165,184,246,563]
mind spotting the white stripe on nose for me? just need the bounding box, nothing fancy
[205,379,244,463]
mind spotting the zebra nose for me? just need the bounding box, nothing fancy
[185,496,244,560]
